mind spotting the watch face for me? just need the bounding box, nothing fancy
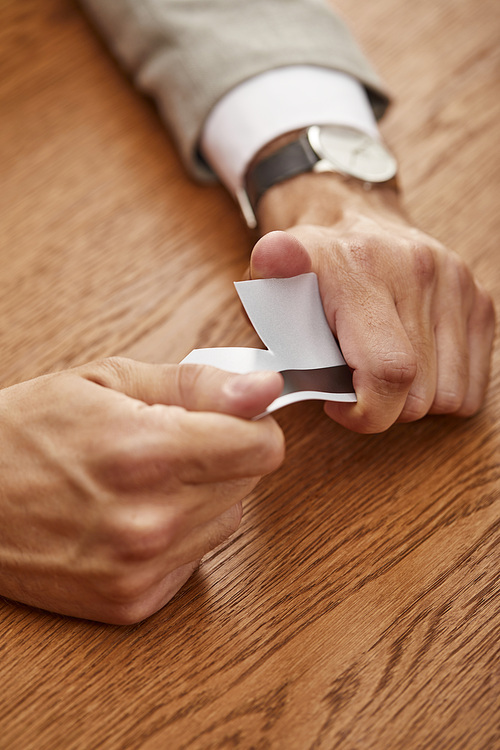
[308,125,398,182]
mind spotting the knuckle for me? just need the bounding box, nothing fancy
[176,363,206,406]
[104,507,181,562]
[97,448,134,489]
[400,390,432,422]
[342,236,387,280]
[207,504,244,551]
[220,502,244,538]
[442,253,475,298]
[333,235,380,284]
[256,422,286,474]
[229,501,244,530]
[454,258,474,296]
[372,351,418,390]
[433,389,465,414]
[96,448,137,490]
[455,397,482,419]
[107,593,157,625]
[345,236,374,265]
[92,563,157,623]
[87,356,134,388]
[410,243,437,288]
[98,440,175,492]
[475,285,496,326]
[106,572,152,607]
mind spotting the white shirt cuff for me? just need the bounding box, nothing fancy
[200,65,380,196]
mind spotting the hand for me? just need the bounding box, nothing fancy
[251,172,495,433]
[0,359,284,624]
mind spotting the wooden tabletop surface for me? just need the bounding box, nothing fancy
[1,1,499,748]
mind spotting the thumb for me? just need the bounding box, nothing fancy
[76,357,284,419]
[250,230,312,279]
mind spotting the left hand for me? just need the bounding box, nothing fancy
[251,172,495,433]
[0,359,284,624]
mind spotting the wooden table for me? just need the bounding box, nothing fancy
[1,1,498,747]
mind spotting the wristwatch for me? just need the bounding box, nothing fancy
[237,124,398,228]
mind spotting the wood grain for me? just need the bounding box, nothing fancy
[0,1,498,748]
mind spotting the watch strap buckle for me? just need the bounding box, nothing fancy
[236,186,258,229]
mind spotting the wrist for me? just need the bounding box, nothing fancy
[257,169,405,234]
[240,125,403,234]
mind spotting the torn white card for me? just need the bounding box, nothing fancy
[181,272,356,416]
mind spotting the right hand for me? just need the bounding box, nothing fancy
[252,173,495,433]
[0,358,285,624]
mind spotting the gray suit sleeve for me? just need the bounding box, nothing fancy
[80,0,390,180]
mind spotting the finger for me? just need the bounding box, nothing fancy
[94,405,285,491]
[251,231,416,431]
[164,408,286,483]
[158,501,244,574]
[394,292,438,422]
[77,357,284,419]
[91,484,248,567]
[455,283,496,416]
[105,503,244,624]
[105,476,257,551]
[95,558,200,625]
[324,290,417,433]
[426,255,476,416]
[250,230,312,279]
[174,476,258,528]
[428,300,470,416]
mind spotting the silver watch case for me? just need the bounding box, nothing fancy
[308,125,398,183]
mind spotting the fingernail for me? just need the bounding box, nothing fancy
[224,371,278,397]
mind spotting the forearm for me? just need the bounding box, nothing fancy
[79,0,389,181]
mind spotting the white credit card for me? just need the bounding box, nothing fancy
[182,273,356,417]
